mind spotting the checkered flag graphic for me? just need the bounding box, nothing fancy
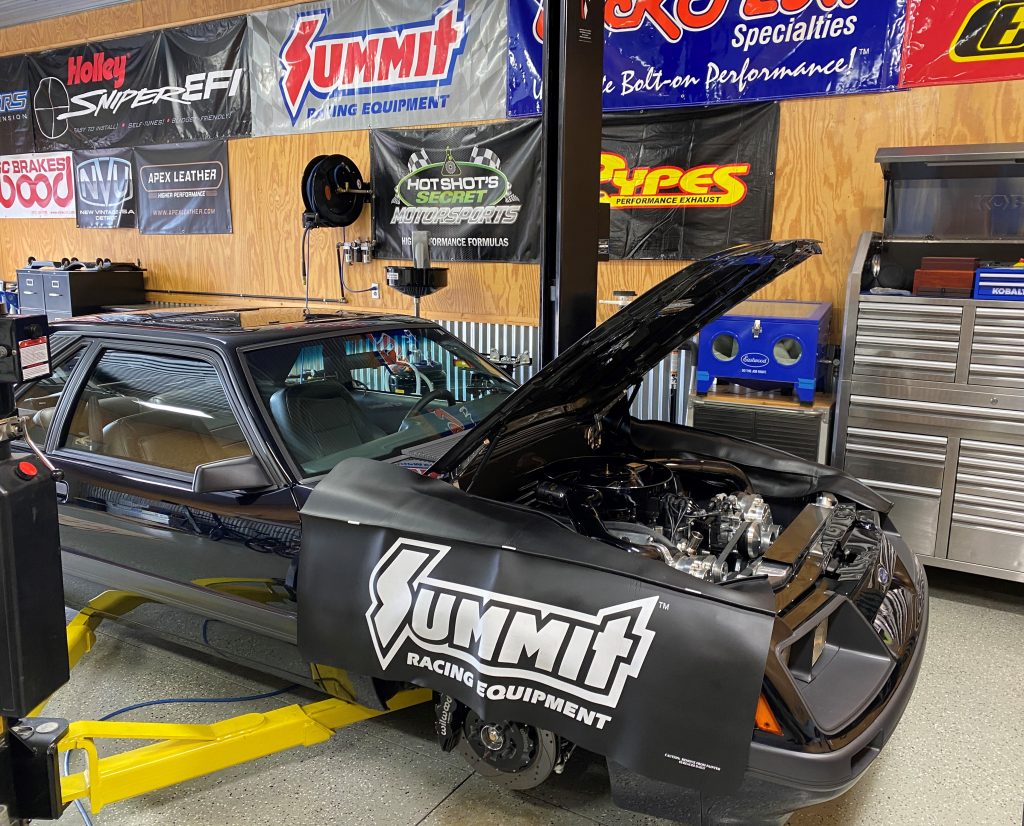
[470,147,501,170]
[407,150,429,172]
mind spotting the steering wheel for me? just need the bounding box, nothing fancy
[401,388,458,427]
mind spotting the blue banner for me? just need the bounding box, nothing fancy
[508,0,906,117]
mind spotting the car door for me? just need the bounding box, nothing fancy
[45,340,311,683]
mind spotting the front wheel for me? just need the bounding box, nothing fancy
[454,709,558,790]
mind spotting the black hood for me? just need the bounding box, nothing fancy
[434,240,821,475]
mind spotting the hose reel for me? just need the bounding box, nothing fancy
[301,154,371,228]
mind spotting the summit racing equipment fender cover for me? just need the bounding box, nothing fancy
[298,458,775,793]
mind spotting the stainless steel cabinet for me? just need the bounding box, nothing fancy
[834,232,1024,583]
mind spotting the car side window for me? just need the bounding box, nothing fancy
[16,350,84,445]
[61,349,252,474]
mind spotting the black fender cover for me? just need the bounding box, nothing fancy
[298,458,776,794]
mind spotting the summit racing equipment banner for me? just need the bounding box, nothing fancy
[902,0,1024,87]
[248,0,506,136]
[27,16,250,152]
[603,104,778,260]
[73,148,136,229]
[371,120,542,262]
[299,459,776,795]
[134,141,232,235]
[0,153,75,219]
[0,56,35,155]
[508,0,906,116]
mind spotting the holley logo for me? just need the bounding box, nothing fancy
[68,52,127,89]
[367,539,658,707]
[600,151,750,209]
[741,353,770,368]
[279,0,468,124]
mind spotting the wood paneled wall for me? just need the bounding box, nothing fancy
[2,1,1023,329]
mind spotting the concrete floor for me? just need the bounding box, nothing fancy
[46,567,1023,826]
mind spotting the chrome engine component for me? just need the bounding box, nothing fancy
[534,455,801,585]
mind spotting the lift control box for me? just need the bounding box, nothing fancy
[0,314,50,385]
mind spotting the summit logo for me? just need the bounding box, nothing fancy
[366,539,658,708]
[279,0,468,124]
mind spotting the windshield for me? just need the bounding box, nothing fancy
[244,326,517,477]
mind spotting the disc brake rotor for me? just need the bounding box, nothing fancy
[455,710,557,790]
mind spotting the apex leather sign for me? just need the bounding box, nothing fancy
[508,0,906,115]
[0,153,75,219]
[248,0,506,135]
[27,16,250,151]
[902,0,1024,86]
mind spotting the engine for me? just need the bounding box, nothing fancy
[534,456,782,583]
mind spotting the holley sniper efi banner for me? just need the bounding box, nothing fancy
[28,16,250,151]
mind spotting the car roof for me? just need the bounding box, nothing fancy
[50,306,439,348]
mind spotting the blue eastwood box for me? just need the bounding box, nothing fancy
[974,266,1024,301]
[696,300,832,405]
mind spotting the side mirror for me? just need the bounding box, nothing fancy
[193,455,272,495]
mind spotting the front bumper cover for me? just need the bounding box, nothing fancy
[609,539,930,825]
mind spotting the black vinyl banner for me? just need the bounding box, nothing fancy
[73,148,136,229]
[371,120,543,263]
[28,16,250,152]
[602,103,779,260]
[134,141,232,235]
[0,55,35,155]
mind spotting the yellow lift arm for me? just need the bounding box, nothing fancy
[33,588,430,816]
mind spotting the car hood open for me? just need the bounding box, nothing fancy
[433,239,821,476]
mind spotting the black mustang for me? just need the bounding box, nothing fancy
[16,241,927,825]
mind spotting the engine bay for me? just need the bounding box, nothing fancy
[533,455,810,585]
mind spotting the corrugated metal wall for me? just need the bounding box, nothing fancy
[438,320,689,424]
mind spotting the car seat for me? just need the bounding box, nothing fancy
[269,380,386,468]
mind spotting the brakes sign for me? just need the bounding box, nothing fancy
[0,152,75,219]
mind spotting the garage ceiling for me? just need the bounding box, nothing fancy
[0,0,133,30]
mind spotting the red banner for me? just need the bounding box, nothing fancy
[0,153,75,219]
[903,0,1024,87]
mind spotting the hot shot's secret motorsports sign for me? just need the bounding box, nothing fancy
[27,16,250,151]
[248,0,506,135]
[0,152,75,219]
[508,0,906,115]
[371,120,543,262]
[134,141,233,235]
[902,0,1024,87]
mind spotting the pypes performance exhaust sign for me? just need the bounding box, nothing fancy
[371,120,543,263]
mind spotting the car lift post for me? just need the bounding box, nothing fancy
[537,0,607,366]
